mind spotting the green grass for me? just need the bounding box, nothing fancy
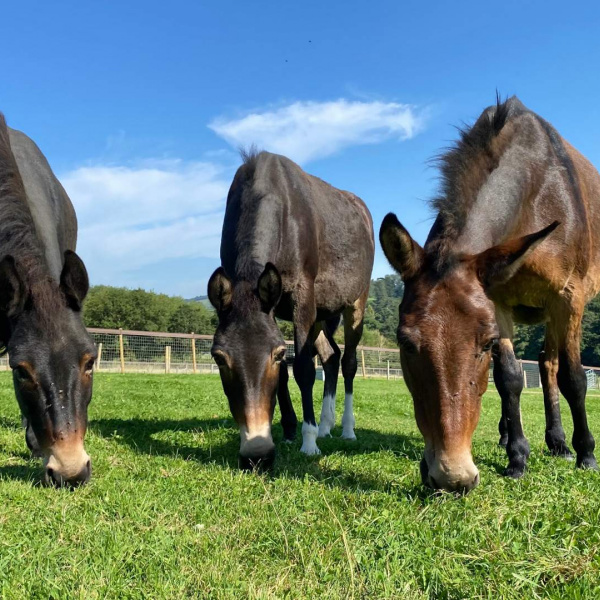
[0,373,599,599]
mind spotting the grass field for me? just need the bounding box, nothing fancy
[0,373,599,598]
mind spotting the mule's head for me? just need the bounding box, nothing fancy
[380,214,558,493]
[208,263,286,471]
[0,251,95,488]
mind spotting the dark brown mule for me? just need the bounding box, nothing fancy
[0,115,95,487]
[208,151,374,469]
[380,96,600,493]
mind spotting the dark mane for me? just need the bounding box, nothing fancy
[239,145,262,177]
[0,114,64,331]
[430,95,528,240]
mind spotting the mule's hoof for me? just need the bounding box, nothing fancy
[576,456,599,470]
[300,444,321,456]
[550,446,574,461]
[317,427,332,439]
[341,432,357,441]
[503,464,526,479]
[498,436,508,448]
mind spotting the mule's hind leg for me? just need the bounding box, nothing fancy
[292,285,320,455]
[316,317,342,438]
[539,334,572,458]
[340,292,368,441]
[553,309,597,469]
[277,358,298,442]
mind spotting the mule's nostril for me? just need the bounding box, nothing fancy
[472,473,480,487]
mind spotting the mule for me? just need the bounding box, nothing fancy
[0,115,95,487]
[208,150,374,469]
[380,96,600,493]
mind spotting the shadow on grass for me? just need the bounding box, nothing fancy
[90,416,429,496]
[0,463,40,484]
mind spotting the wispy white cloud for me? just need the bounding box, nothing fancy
[209,99,425,164]
[61,160,230,288]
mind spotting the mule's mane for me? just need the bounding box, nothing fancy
[0,115,64,324]
[430,95,527,241]
[239,145,262,176]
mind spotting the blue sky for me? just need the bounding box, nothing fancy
[1,1,600,297]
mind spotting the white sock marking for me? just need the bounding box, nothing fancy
[300,422,321,455]
[341,392,356,440]
[318,393,336,437]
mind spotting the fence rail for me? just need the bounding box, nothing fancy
[0,327,599,389]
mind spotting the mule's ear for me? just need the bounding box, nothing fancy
[476,221,560,288]
[0,256,26,317]
[60,250,89,311]
[257,263,282,313]
[208,267,233,313]
[379,213,424,280]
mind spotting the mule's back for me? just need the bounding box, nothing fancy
[222,151,374,313]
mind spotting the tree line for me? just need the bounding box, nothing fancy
[82,278,600,366]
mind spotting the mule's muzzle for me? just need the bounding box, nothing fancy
[43,441,92,489]
[420,455,480,495]
[238,447,276,472]
[45,458,91,488]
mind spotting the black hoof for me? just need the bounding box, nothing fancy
[238,448,276,472]
[549,444,574,460]
[282,422,297,442]
[498,435,508,448]
[576,455,599,470]
[503,464,526,479]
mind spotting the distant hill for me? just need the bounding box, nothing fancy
[188,295,213,309]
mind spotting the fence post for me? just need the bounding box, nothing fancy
[521,360,527,388]
[96,342,103,372]
[118,329,125,374]
[191,333,197,374]
[165,346,171,374]
[387,360,390,380]
[361,349,366,379]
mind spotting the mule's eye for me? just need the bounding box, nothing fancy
[273,347,286,363]
[84,358,95,373]
[482,338,499,352]
[14,366,32,383]
[398,333,418,354]
[212,351,229,368]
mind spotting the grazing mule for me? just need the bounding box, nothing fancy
[380,96,600,493]
[208,151,374,469]
[0,115,95,487]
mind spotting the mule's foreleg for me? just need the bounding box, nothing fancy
[22,416,42,458]
[293,292,319,455]
[494,339,530,479]
[277,358,298,442]
[539,340,572,458]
